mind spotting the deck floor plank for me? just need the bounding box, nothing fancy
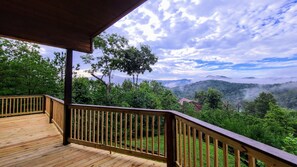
[0,114,165,167]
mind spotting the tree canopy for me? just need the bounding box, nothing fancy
[0,38,58,95]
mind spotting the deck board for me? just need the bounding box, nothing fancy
[0,114,166,167]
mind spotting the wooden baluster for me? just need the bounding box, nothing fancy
[206,134,210,167]
[97,111,100,143]
[30,97,32,112]
[101,111,104,144]
[140,114,143,152]
[130,113,132,150]
[26,98,28,112]
[89,110,92,142]
[70,109,73,139]
[175,119,179,163]
[0,98,3,115]
[193,128,197,167]
[248,155,255,167]
[125,113,127,149]
[0,98,2,115]
[74,109,77,139]
[146,115,149,153]
[115,112,118,147]
[36,97,38,111]
[235,149,241,167]
[5,98,8,115]
[105,111,108,145]
[188,125,191,167]
[164,116,167,157]
[152,115,155,155]
[32,97,35,112]
[93,110,96,142]
[110,112,113,146]
[135,114,138,151]
[85,110,88,141]
[214,139,219,167]
[223,143,229,167]
[183,123,186,167]
[179,120,182,165]
[20,98,23,113]
[16,98,19,113]
[41,98,44,110]
[78,109,81,140]
[158,116,161,156]
[9,98,12,114]
[199,131,203,167]
[12,98,15,114]
[120,113,122,148]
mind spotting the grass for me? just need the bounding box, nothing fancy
[128,134,248,167]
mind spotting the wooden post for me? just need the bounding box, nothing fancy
[166,113,176,167]
[49,99,53,123]
[63,49,73,145]
[43,95,46,113]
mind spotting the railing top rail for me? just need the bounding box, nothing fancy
[171,110,297,166]
[0,95,44,98]
[70,103,169,116]
[45,95,64,104]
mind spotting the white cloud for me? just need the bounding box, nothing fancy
[41,0,297,80]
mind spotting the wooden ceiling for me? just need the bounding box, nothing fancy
[0,0,146,53]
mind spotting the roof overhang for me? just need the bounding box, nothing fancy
[0,0,146,53]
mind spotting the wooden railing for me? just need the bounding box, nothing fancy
[1,95,297,167]
[65,104,297,167]
[45,95,64,134]
[172,111,297,167]
[0,95,44,117]
[68,104,168,162]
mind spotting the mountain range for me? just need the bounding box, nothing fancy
[170,80,297,110]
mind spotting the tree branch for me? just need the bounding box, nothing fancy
[91,73,107,87]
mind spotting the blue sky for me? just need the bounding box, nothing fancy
[41,0,297,81]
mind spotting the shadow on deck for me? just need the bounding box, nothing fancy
[0,114,166,167]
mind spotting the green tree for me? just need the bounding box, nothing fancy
[265,104,296,135]
[81,33,128,97]
[194,90,207,104]
[282,134,297,155]
[0,38,58,95]
[72,77,92,104]
[245,92,277,118]
[121,45,158,85]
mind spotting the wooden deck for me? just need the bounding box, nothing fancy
[0,114,166,167]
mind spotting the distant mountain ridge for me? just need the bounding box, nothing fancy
[171,80,297,110]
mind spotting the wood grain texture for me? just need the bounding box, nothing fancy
[0,114,165,167]
[0,0,146,53]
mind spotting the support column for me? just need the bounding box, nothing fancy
[63,49,73,145]
[166,113,176,167]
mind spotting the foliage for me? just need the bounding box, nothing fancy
[282,134,297,155]
[72,77,92,104]
[70,78,179,111]
[265,103,297,135]
[120,45,158,85]
[82,33,158,98]
[244,92,276,118]
[195,88,223,109]
[81,33,128,96]
[0,38,59,95]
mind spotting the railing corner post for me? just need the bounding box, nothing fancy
[49,99,53,123]
[166,112,177,167]
[43,95,46,113]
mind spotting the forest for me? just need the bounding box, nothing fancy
[0,34,296,157]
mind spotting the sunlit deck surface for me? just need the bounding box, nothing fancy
[0,114,166,167]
